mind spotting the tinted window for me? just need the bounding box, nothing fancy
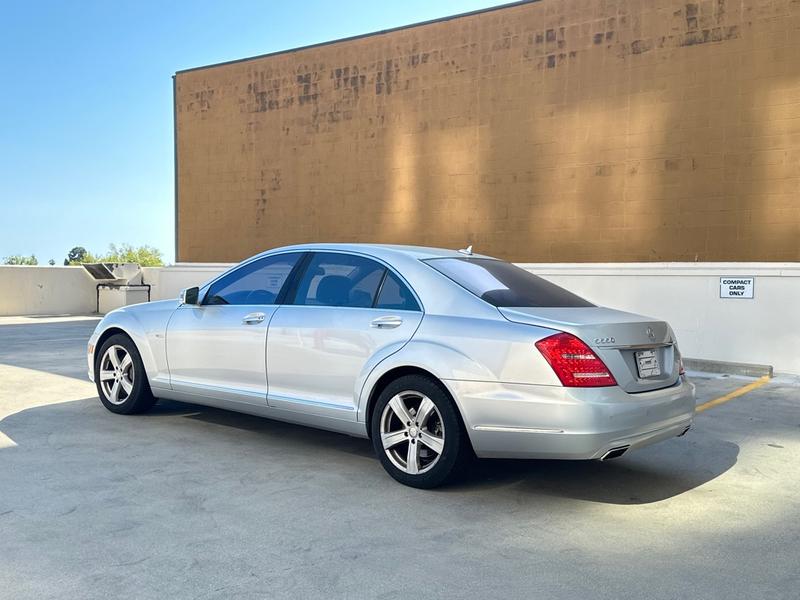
[425,257,594,308]
[204,253,301,305]
[376,271,420,311]
[293,253,385,307]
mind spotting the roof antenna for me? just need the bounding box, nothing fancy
[458,244,473,256]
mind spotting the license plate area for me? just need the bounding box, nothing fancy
[635,349,661,378]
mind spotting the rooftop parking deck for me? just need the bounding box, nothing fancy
[0,316,798,599]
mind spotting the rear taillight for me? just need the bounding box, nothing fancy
[535,332,617,387]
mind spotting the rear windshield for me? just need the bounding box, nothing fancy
[424,257,594,308]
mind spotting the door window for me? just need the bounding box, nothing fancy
[204,253,302,305]
[292,253,386,308]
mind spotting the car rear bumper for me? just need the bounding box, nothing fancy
[443,377,695,459]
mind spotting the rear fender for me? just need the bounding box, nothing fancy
[355,339,491,423]
[356,314,566,422]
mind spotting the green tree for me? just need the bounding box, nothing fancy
[64,246,90,265]
[3,255,38,265]
[64,244,164,267]
[100,243,164,267]
[48,259,56,266]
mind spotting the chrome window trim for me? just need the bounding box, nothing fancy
[268,303,422,314]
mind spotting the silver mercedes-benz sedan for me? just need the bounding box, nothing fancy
[88,244,695,488]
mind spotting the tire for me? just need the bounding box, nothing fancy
[370,374,471,489]
[94,333,157,415]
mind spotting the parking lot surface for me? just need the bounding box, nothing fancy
[1,316,798,599]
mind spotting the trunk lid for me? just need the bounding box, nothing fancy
[499,306,680,393]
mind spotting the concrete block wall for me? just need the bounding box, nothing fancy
[1,262,798,374]
[176,0,800,263]
[141,264,232,303]
[521,262,800,375]
[0,266,97,316]
[149,261,800,374]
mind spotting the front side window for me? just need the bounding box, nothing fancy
[424,257,594,308]
[292,253,386,307]
[204,253,302,305]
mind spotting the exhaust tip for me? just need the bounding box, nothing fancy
[677,424,691,437]
[600,446,630,461]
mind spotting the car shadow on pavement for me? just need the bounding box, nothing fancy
[449,437,740,504]
[137,400,742,505]
[1,398,738,506]
[144,399,378,460]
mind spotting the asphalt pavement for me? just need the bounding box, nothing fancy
[1,316,798,599]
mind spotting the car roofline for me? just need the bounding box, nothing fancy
[250,243,498,262]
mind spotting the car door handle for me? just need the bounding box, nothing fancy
[371,316,403,329]
[242,312,266,325]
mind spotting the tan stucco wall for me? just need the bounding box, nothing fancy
[175,0,800,263]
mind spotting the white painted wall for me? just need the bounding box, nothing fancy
[519,263,800,375]
[152,262,800,374]
[0,266,97,316]
[142,264,231,302]
[2,262,799,374]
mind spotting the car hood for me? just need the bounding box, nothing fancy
[115,298,178,315]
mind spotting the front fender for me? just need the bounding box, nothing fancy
[89,301,176,388]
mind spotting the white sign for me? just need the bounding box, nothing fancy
[720,277,754,299]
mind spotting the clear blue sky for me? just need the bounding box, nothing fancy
[0,0,509,265]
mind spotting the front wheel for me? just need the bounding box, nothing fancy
[370,374,471,489]
[95,334,156,415]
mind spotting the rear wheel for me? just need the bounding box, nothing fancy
[95,334,156,414]
[371,374,470,489]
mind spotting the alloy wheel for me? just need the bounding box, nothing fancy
[379,391,445,475]
[99,345,135,405]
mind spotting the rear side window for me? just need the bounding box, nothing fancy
[293,252,385,307]
[424,257,594,308]
[375,271,420,311]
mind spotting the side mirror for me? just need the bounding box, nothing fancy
[179,286,200,306]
